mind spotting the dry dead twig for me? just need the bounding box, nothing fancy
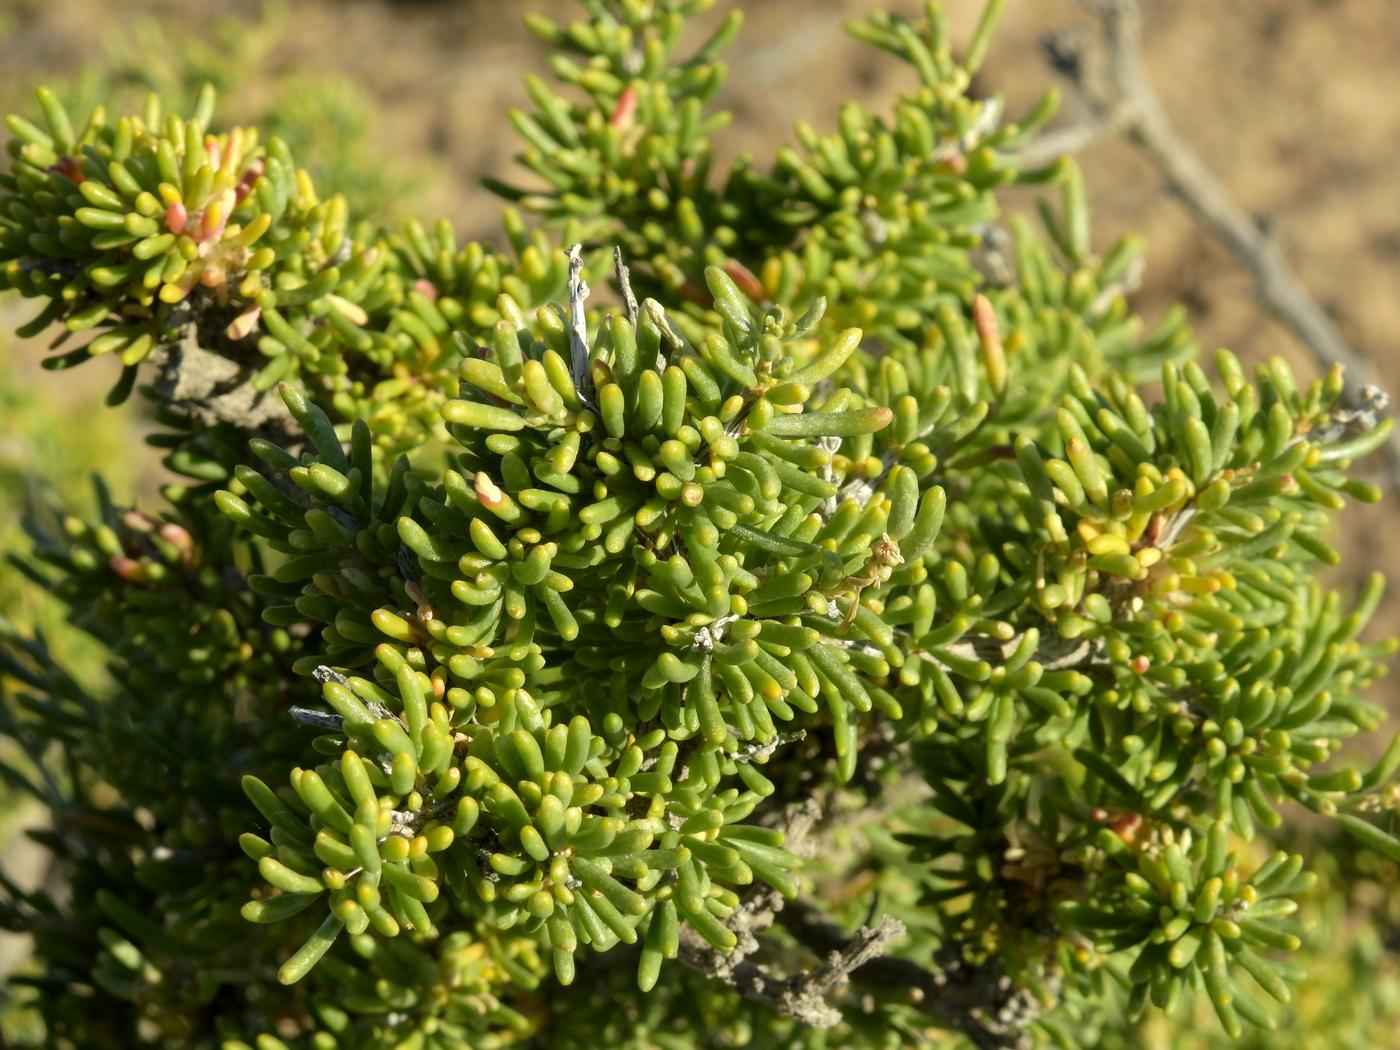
[1020,0,1400,486]
[676,801,1043,1047]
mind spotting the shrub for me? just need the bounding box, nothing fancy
[1,2,1397,1047]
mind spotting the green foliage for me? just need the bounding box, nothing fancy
[1,2,1398,1048]
[0,347,137,666]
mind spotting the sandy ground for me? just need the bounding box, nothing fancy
[0,0,1397,682]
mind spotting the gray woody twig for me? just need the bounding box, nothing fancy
[677,802,1042,1047]
[565,243,596,406]
[776,901,1044,1050]
[288,707,343,731]
[1020,0,1400,487]
[149,326,301,448]
[613,244,640,326]
[677,800,877,1029]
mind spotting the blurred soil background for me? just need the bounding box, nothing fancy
[0,0,1398,1043]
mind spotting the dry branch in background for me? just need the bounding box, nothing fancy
[1021,0,1400,487]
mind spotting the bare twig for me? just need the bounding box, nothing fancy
[288,707,343,731]
[302,666,392,723]
[565,243,596,406]
[678,898,905,1030]
[613,244,639,326]
[148,327,301,448]
[1015,112,1127,171]
[1020,0,1400,485]
[676,801,1043,1046]
[777,901,1045,1050]
[311,665,349,687]
[677,800,869,1027]
[891,628,1107,676]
